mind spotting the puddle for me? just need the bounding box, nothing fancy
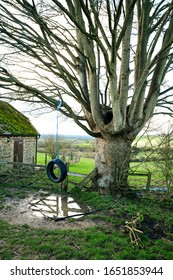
[28,194,90,219]
[0,194,108,230]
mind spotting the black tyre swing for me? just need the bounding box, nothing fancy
[47,158,67,183]
[46,101,67,183]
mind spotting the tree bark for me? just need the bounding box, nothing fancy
[95,135,133,195]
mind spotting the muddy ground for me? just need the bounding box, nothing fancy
[0,194,104,230]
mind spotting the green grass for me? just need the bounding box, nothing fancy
[129,160,167,189]
[0,179,173,260]
[67,157,95,185]
[1,154,172,260]
[69,158,94,174]
[0,207,173,260]
[36,151,169,190]
[37,152,52,165]
[0,220,129,260]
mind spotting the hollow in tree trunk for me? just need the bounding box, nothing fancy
[95,136,133,195]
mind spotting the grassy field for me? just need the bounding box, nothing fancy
[0,156,173,260]
[0,184,173,260]
[37,152,168,190]
[37,133,173,191]
[69,158,94,173]
[37,152,52,165]
[0,138,172,260]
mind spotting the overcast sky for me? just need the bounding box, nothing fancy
[31,111,87,136]
[11,101,88,136]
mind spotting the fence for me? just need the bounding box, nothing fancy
[0,161,152,192]
[0,161,55,188]
[128,171,152,193]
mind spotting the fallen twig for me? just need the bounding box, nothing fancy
[46,210,96,221]
[124,212,144,247]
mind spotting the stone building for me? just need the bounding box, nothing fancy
[0,101,39,164]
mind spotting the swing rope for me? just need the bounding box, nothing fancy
[55,100,61,159]
[46,99,67,183]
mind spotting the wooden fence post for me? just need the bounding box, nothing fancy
[146,172,151,193]
[78,168,98,188]
[61,163,69,192]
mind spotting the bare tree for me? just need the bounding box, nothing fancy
[0,0,173,194]
[148,122,173,193]
[44,135,67,160]
[155,128,173,193]
[44,135,57,159]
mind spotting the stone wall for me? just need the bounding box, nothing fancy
[0,136,37,164]
[0,137,14,162]
[23,137,37,164]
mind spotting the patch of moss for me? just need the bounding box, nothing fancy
[0,101,38,136]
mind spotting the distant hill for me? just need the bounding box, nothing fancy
[40,134,93,140]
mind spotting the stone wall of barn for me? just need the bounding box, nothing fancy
[0,136,37,164]
[23,137,37,164]
[0,137,14,162]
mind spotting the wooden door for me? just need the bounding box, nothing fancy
[13,139,23,162]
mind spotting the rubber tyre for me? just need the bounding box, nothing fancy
[46,159,67,183]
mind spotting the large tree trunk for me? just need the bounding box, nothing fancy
[95,136,133,195]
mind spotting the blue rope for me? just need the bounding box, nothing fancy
[55,100,61,158]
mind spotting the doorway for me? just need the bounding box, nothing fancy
[13,139,23,162]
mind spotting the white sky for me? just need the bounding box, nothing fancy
[11,101,87,136]
[31,111,87,136]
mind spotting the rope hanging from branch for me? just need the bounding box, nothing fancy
[46,100,67,183]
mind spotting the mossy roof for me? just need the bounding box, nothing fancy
[0,101,39,136]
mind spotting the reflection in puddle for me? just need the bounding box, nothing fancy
[28,195,90,219]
